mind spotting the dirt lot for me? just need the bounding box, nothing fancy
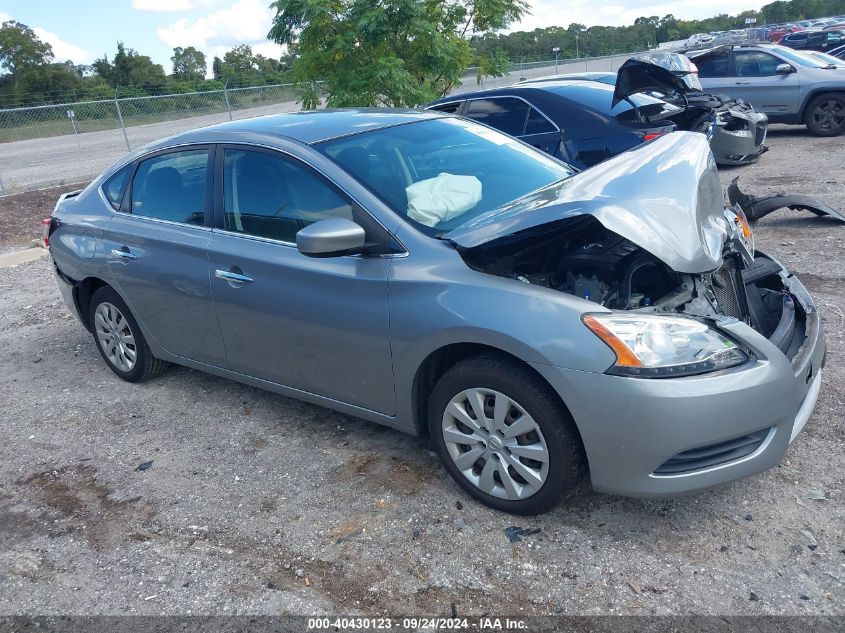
[0,126,843,617]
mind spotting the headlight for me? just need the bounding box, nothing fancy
[582,314,749,378]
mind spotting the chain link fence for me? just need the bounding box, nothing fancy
[0,52,640,195]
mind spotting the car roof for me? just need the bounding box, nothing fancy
[159,108,443,146]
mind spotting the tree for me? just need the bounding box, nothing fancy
[171,46,207,81]
[268,0,529,108]
[93,42,166,91]
[0,20,54,90]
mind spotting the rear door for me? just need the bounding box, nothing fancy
[102,146,227,366]
[207,145,396,414]
[730,50,801,115]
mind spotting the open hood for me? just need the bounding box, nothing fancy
[612,56,699,107]
[444,132,728,274]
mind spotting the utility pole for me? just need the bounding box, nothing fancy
[576,35,580,59]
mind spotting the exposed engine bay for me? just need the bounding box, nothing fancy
[462,215,805,353]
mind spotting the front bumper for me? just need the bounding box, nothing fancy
[532,272,825,497]
[711,112,768,166]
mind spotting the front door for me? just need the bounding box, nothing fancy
[208,146,396,414]
[729,50,802,116]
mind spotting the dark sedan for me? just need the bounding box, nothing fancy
[779,29,845,52]
[425,81,676,169]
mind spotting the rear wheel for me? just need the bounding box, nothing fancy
[89,286,168,382]
[428,355,586,515]
[804,93,845,136]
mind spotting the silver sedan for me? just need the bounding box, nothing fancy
[47,110,825,514]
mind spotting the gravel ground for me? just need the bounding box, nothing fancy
[0,126,843,617]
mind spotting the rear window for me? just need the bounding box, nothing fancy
[546,82,680,123]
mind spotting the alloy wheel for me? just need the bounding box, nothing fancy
[812,99,845,133]
[441,388,549,500]
[94,302,137,372]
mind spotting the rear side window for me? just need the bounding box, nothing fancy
[696,52,730,77]
[223,148,354,243]
[465,97,530,136]
[130,149,209,225]
[102,163,133,210]
[524,107,556,134]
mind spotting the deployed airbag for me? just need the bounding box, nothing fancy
[407,173,482,227]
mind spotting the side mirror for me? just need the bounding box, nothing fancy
[296,218,366,258]
[775,63,795,74]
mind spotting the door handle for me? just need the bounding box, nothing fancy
[110,248,137,260]
[735,81,751,85]
[215,269,254,284]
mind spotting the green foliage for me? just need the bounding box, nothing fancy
[268,0,528,107]
[474,0,845,63]
[1,0,843,109]
[0,20,53,77]
[171,46,207,82]
[93,42,167,92]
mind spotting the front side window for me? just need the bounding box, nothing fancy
[464,97,530,136]
[734,51,783,76]
[318,117,574,235]
[130,149,208,224]
[223,148,354,243]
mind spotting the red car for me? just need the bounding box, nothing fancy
[768,24,803,41]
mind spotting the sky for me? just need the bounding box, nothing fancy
[0,0,769,73]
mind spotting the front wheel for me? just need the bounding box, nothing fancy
[428,355,586,515]
[804,93,845,136]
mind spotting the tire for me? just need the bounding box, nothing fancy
[804,93,845,137]
[88,286,169,383]
[428,354,586,515]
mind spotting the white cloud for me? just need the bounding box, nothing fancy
[0,11,12,22]
[157,0,284,76]
[132,0,220,11]
[157,0,277,49]
[32,27,92,64]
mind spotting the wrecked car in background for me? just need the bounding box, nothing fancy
[521,50,769,166]
[614,52,769,165]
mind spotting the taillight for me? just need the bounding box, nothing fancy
[41,218,53,248]
[642,133,664,142]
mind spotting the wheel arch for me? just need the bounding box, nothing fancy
[410,343,584,451]
[798,88,845,121]
[74,276,112,331]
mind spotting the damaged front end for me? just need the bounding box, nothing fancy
[616,54,768,166]
[446,133,815,364]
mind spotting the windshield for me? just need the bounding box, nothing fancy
[765,45,833,67]
[316,117,575,235]
[809,51,844,65]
